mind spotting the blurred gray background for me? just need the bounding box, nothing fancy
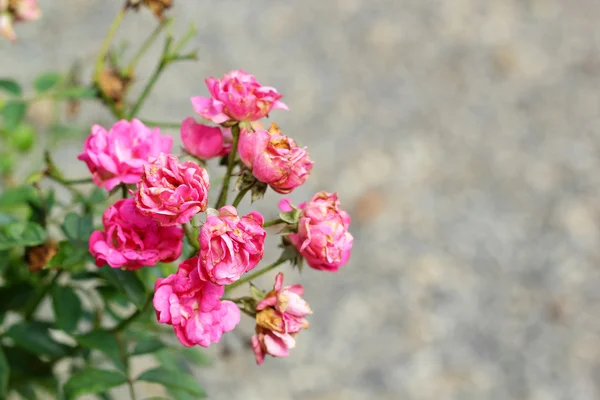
[4,0,600,399]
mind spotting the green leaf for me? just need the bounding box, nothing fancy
[178,347,211,367]
[131,337,166,356]
[55,87,97,100]
[0,186,36,208]
[0,282,35,313]
[98,267,148,310]
[33,72,62,93]
[1,100,27,131]
[61,212,93,244]
[14,385,36,400]
[0,213,16,225]
[0,79,22,96]
[279,209,301,224]
[52,285,82,332]
[25,171,44,185]
[46,240,90,271]
[0,347,9,397]
[136,367,206,397]
[0,222,47,250]
[63,368,127,399]
[75,331,125,372]
[6,322,71,358]
[89,188,107,205]
[7,123,36,153]
[71,271,99,281]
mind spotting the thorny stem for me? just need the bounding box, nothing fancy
[215,124,240,209]
[125,18,170,76]
[94,7,126,82]
[263,218,285,228]
[224,258,287,296]
[128,36,173,118]
[232,186,251,208]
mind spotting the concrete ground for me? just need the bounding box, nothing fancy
[4,0,600,399]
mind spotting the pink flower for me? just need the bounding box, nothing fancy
[198,206,266,285]
[0,0,40,41]
[134,153,210,226]
[238,123,313,194]
[153,257,241,347]
[77,119,172,191]
[191,70,288,124]
[89,198,183,270]
[279,192,353,272]
[251,273,311,365]
[180,117,232,160]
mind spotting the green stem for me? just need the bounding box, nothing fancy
[120,183,128,199]
[139,119,181,129]
[24,270,63,320]
[62,177,93,185]
[232,186,250,208]
[183,223,199,251]
[263,218,285,228]
[110,294,153,333]
[128,36,173,118]
[94,7,126,82]
[125,19,170,76]
[45,174,85,203]
[224,258,287,296]
[215,124,240,208]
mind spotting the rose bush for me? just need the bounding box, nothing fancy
[0,1,353,398]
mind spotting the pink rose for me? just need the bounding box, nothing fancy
[238,123,313,194]
[180,117,232,160]
[251,273,311,365]
[77,119,172,191]
[89,198,183,270]
[153,257,241,348]
[0,0,40,41]
[191,70,288,124]
[198,206,266,285]
[279,192,353,272]
[134,153,210,226]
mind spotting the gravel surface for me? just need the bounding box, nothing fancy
[4,0,600,399]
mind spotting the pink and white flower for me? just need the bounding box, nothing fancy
[198,206,266,285]
[153,257,241,347]
[251,273,311,365]
[238,123,313,194]
[89,198,183,270]
[191,70,288,124]
[134,153,210,226]
[77,119,172,191]
[279,192,353,272]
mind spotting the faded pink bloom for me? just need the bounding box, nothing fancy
[77,119,172,191]
[89,198,183,270]
[198,206,266,285]
[238,123,313,194]
[134,153,210,226]
[279,192,353,272]
[180,117,232,160]
[0,0,41,41]
[153,257,241,347]
[191,70,288,124]
[251,273,311,365]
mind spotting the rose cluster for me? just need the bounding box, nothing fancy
[79,70,353,363]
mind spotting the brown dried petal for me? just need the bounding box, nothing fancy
[25,240,58,272]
